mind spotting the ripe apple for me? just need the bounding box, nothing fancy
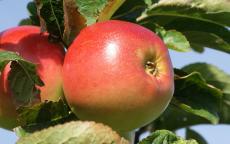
[63,20,174,132]
[0,26,65,129]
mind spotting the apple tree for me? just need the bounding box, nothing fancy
[0,0,230,144]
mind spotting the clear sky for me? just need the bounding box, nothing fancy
[0,0,230,144]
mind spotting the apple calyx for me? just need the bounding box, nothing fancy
[145,61,158,76]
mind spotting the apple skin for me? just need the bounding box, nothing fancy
[63,20,174,132]
[0,26,65,129]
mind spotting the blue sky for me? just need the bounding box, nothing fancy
[0,0,230,144]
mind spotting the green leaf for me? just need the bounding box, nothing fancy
[0,51,22,70]
[75,0,109,25]
[74,0,125,25]
[182,63,230,123]
[182,63,230,94]
[173,69,222,124]
[221,93,230,123]
[14,127,30,138]
[19,18,33,26]
[63,0,125,45]
[186,128,208,144]
[112,0,148,22]
[139,130,198,144]
[183,30,230,53]
[19,2,40,26]
[113,0,162,21]
[154,24,191,52]
[15,100,77,136]
[37,0,64,41]
[153,69,222,131]
[137,0,230,54]
[27,1,40,26]
[138,0,230,26]
[63,0,86,45]
[17,100,74,127]
[154,104,209,131]
[0,51,44,106]
[17,121,129,144]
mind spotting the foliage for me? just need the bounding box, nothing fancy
[0,0,230,143]
[0,51,44,107]
[139,130,198,144]
[137,0,230,53]
[16,121,129,144]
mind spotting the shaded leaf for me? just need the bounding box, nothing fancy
[182,63,230,123]
[139,130,198,144]
[221,93,230,123]
[63,0,86,45]
[154,104,209,131]
[19,1,40,26]
[186,128,208,144]
[0,51,44,107]
[17,99,75,127]
[173,69,221,124]
[113,0,161,21]
[17,121,129,144]
[19,18,33,26]
[15,100,77,137]
[113,0,148,22]
[153,69,222,131]
[182,63,230,94]
[36,0,64,41]
[8,61,43,105]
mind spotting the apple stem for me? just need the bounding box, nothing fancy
[119,130,136,144]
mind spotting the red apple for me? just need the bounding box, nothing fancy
[0,26,65,129]
[63,20,174,132]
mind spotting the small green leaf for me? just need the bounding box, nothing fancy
[186,128,208,144]
[14,127,30,138]
[37,0,64,40]
[27,1,38,16]
[163,30,190,52]
[17,121,129,144]
[113,0,161,21]
[19,18,33,26]
[75,0,125,25]
[75,0,108,25]
[0,51,44,106]
[154,25,190,52]
[139,130,198,144]
[0,51,22,70]
[19,2,40,26]
[113,0,148,22]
